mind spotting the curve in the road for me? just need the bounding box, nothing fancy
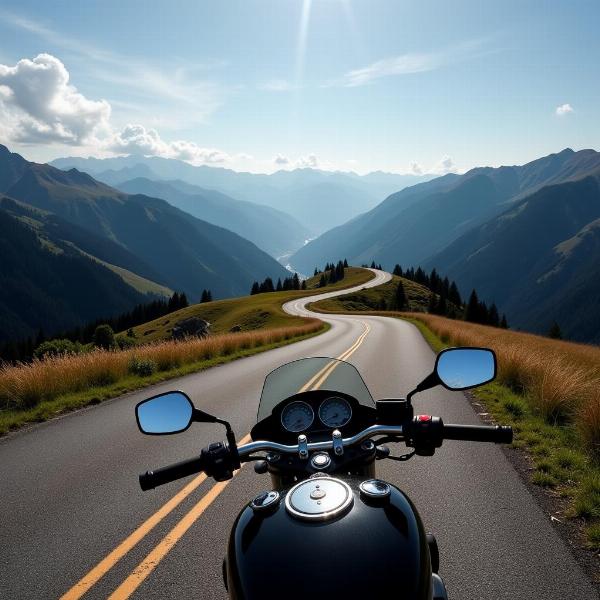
[1,269,597,600]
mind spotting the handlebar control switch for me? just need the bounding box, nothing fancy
[201,441,235,482]
[408,416,444,456]
[332,429,344,456]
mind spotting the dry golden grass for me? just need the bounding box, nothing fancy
[406,313,600,454]
[0,319,322,412]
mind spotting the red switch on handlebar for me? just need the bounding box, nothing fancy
[417,415,432,422]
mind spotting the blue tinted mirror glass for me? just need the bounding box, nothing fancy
[436,348,495,390]
[136,392,193,434]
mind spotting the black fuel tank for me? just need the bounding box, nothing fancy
[225,476,432,599]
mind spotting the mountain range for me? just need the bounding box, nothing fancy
[114,177,310,258]
[0,145,289,341]
[50,155,432,237]
[291,148,600,342]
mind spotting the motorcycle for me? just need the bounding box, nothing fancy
[135,347,513,599]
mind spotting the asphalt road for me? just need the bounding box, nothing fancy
[0,269,597,599]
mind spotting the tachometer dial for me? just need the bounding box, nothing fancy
[319,397,352,428]
[281,401,314,433]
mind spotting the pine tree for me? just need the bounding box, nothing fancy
[500,314,509,329]
[276,278,283,292]
[343,258,348,268]
[370,261,376,269]
[200,290,208,303]
[489,303,500,327]
[318,274,327,288]
[464,290,479,322]
[301,280,307,290]
[250,282,259,295]
[436,294,448,316]
[548,321,562,339]
[314,267,319,276]
[393,280,407,310]
[292,273,300,290]
[179,293,189,308]
[427,293,437,314]
[448,281,462,307]
[392,264,403,277]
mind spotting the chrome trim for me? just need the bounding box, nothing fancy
[280,400,314,433]
[238,424,404,458]
[298,434,308,459]
[318,396,352,428]
[332,429,344,456]
[284,477,353,521]
[310,452,331,469]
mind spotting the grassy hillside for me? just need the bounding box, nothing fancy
[0,268,375,434]
[127,267,374,343]
[310,282,600,551]
[310,274,433,313]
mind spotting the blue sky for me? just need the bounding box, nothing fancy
[0,0,598,174]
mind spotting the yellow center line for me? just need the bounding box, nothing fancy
[311,323,370,391]
[108,476,237,600]
[65,319,372,599]
[59,433,251,600]
[298,321,369,393]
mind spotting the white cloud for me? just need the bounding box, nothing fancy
[555,103,574,116]
[328,39,490,88]
[335,53,440,87]
[109,124,230,165]
[273,154,290,166]
[0,53,110,144]
[260,79,296,92]
[295,154,319,168]
[432,155,456,174]
[409,161,424,175]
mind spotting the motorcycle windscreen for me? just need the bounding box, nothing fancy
[257,357,374,421]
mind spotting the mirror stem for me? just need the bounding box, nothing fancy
[216,418,241,469]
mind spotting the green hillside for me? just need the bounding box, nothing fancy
[0,201,150,342]
[126,267,374,343]
[310,275,436,313]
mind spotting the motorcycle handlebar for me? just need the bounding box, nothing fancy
[139,455,204,490]
[138,421,513,489]
[443,424,513,444]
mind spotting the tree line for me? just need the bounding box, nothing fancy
[390,264,508,328]
[0,291,190,363]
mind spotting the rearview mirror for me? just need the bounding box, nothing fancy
[136,391,194,435]
[435,348,496,390]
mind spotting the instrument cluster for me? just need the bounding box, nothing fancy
[280,396,352,433]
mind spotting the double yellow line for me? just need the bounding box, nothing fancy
[61,319,370,599]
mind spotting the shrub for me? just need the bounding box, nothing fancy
[115,336,136,350]
[33,339,83,360]
[128,357,157,377]
[93,324,115,350]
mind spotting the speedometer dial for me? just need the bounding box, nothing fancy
[319,397,352,428]
[281,401,314,433]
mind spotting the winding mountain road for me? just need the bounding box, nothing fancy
[0,269,596,599]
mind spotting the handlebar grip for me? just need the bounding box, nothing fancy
[443,424,513,444]
[139,455,204,491]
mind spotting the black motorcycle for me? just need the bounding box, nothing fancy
[135,347,512,599]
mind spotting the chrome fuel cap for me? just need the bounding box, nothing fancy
[285,477,353,521]
[359,479,391,502]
